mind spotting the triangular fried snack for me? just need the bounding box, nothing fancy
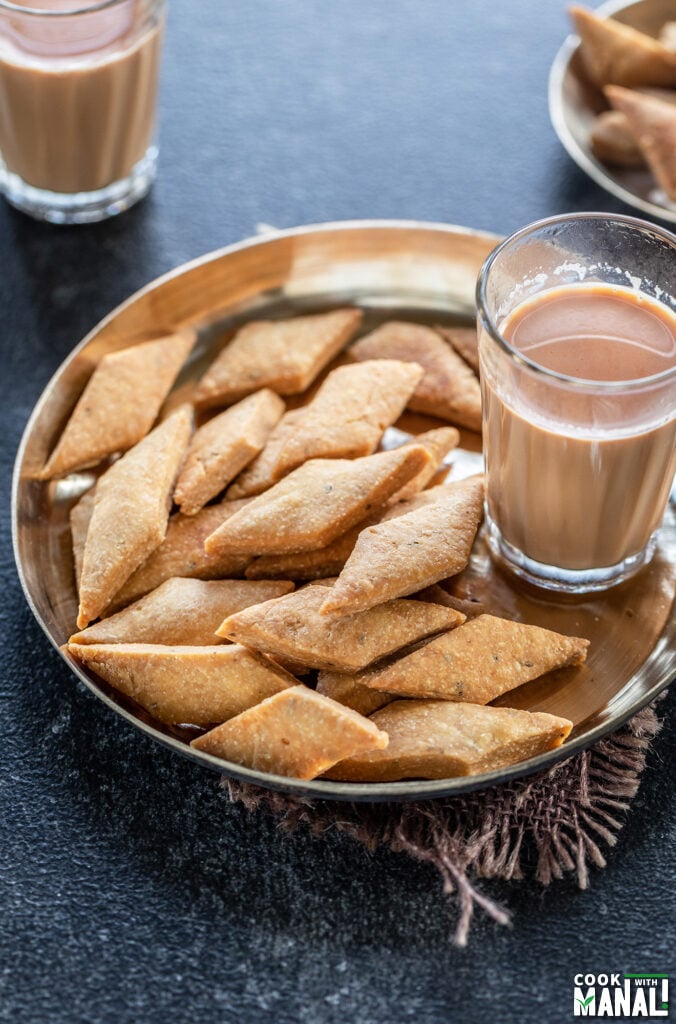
[350,321,482,431]
[193,308,363,409]
[435,325,481,375]
[67,642,295,726]
[271,360,424,477]
[190,685,388,779]
[205,445,432,557]
[77,406,193,628]
[320,476,484,616]
[340,614,589,703]
[107,498,251,612]
[605,85,676,199]
[174,389,285,515]
[325,701,573,781]
[41,330,196,478]
[69,578,294,647]
[225,408,306,499]
[70,486,97,591]
[569,6,676,88]
[316,670,396,717]
[218,584,464,671]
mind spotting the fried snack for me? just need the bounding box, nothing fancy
[605,85,676,199]
[569,6,676,89]
[190,685,388,779]
[388,427,460,502]
[107,498,251,611]
[589,109,645,166]
[435,325,481,375]
[204,445,432,557]
[69,578,294,647]
[272,360,424,476]
[316,671,396,716]
[660,22,676,52]
[320,476,484,616]
[193,308,363,409]
[218,584,464,671]
[67,642,295,726]
[41,330,196,479]
[340,614,589,702]
[174,389,285,515]
[350,321,482,432]
[77,406,193,629]
[70,486,97,590]
[225,408,306,499]
[324,701,573,781]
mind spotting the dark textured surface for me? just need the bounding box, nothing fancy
[1,2,674,1022]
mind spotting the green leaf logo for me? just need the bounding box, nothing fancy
[576,995,595,1008]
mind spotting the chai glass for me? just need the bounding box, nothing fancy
[0,0,165,223]
[476,212,676,594]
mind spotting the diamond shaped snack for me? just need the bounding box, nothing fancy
[70,486,97,590]
[225,407,306,499]
[569,6,676,88]
[107,498,252,612]
[217,583,464,672]
[190,685,388,779]
[316,670,396,716]
[41,330,196,479]
[174,389,285,515]
[605,85,676,200]
[320,476,484,617]
[193,308,363,409]
[77,405,194,629]
[270,360,424,477]
[325,701,573,782]
[204,444,433,557]
[349,321,482,432]
[329,614,589,703]
[387,427,460,502]
[435,325,481,376]
[67,642,295,726]
[589,109,646,167]
[69,578,294,647]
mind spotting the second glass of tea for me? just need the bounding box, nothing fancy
[477,213,676,594]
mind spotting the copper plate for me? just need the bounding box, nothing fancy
[12,220,676,802]
[549,0,676,224]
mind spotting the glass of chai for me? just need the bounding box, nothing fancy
[477,213,676,594]
[0,0,165,224]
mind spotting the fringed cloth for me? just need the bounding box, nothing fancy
[225,702,662,945]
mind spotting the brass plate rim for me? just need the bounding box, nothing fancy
[12,219,675,803]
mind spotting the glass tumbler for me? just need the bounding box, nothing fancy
[476,213,676,594]
[0,0,165,224]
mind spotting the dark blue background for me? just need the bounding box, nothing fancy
[1,2,674,1022]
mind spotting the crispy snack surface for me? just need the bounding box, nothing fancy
[70,486,97,591]
[218,585,464,671]
[68,642,295,726]
[77,406,193,629]
[569,5,676,88]
[325,700,573,781]
[345,614,589,702]
[605,85,676,199]
[191,685,388,779]
[350,321,482,431]
[387,427,459,502]
[174,389,284,515]
[225,408,306,499]
[108,498,251,611]
[435,325,481,375]
[271,359,424,476]
[316,670,396,716]
[205,445,432,557]
[69,578,294,647]
[42,330,196,478]
[321,476,484,616]
[193,308,363,408]
[589,109,645,166]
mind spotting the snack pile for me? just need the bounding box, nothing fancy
[42,310,588,782]
[569,5,676,202]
